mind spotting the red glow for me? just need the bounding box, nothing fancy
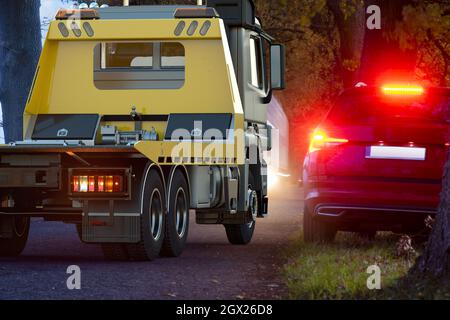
[381,84,424,96]
[71,174,125,193]
[309,129,349,153]
[97,176,104,192]
[113,176,122,193]
[88,176,95,192]
[73,176,79,192]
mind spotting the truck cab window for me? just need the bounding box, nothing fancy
[102,43,154,69]
[94,41,185,90]
[250,37,264,90]
[161,42,185,68]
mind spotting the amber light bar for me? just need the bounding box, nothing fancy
[72,175,123,193]
[56,9,100,20]
[381,85,424,96]
[174,8,219,19]
[69,168,130,198]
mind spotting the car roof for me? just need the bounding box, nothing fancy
[341,86,450,97]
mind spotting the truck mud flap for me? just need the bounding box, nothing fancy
[196,211,253,225]
[82,213,140,243]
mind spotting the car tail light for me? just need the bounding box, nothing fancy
[69,168,130,198]
[381,84,424,96]
[308,129,348,153]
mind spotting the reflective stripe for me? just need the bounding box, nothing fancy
[87,212,140,217]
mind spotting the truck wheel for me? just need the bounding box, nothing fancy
[126,169,165,261]
[0,216,30,257]
[303,205,336,243]
[224,221,255,245]
[101,244,129,261]
[160,170,189,257]
[224,172,257,245]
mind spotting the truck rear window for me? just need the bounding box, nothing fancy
[103,43,154,69]
[328,89,449,124]
[94,41,185,90]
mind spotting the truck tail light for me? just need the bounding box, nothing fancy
[71,175,124,193]
[308,129,348,153]
[69,168,130,198]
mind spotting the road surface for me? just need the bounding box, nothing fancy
[0,185,302,300]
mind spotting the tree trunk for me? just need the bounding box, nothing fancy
[412,150,450,278]
[0,0,41,143]
[327,0,365,88]
[358,0,416,85]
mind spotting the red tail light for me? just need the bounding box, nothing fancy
[308,129,348,153]
[381,84,424,96]
[69,168,130,198]
[71,175,125,193]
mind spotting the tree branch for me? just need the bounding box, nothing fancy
[427,30,450,62]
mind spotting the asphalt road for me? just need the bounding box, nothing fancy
[0,185,302,300]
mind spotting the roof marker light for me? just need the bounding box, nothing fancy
[56,9,100,20]
[174,8,219,19]
[381,84,424,96]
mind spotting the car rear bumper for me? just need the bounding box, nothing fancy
[304,178,440,231]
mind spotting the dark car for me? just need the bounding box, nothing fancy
[303,84,449,242]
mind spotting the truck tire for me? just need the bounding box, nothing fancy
[0,216,30,257]
[126,169,166,261]
[224,172,257,245]
[303,205,336,243]
[224,222,255,245]
[101,244,129,261]
[160,170,189,257]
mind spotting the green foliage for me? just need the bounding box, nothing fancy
[284,232,414,300]
[284,232,450,299]
[255,1,343,162]
[339,0,364,20]
[393,1,450,85]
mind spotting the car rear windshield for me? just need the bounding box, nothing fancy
[328,89,449,124]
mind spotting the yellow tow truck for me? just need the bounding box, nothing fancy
[0,0,285,261]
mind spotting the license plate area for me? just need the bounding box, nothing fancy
[366,146,426,161]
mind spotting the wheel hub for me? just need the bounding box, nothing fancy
[150,189,163,241]
[248,189,258,225]
[175,187,188,238]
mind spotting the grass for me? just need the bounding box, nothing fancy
[283,232,450,300]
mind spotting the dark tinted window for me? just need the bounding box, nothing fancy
[32,114,99,140]
[165,114,232,141]
[328,89,449,124]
